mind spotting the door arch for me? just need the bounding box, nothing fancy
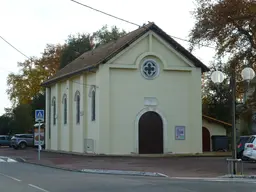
[138,111,163,154]
[202,127,211,152]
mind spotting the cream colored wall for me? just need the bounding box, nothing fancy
[98,31,202,155]
[50,84,58,150]
[202,119,227,136]
[47,71,100,153]
[85,72,99,153]
[46,30,204,155]
[60,81,69,151]
[202,119,227,151]
[71,76,84,153]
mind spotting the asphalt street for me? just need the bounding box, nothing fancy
[0,162,256,192]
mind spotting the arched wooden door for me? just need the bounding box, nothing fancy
[202,127,211,152]
[139,111,163,154]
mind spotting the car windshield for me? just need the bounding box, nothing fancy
[14,135,25,138]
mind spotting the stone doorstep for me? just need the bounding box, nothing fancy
[41,149,231,158]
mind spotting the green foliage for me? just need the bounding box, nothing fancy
[191,0,256,124]
[0,115,14,135]
[30,93,46,122]
[4,24,127,134]
[202,64,232,123]
[59,33,91,69]
[190,0,256,74]
[93,25,127,46]
[12,104,33,134]
[7,44,63,106]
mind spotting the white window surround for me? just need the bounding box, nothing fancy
[134,107,168,154]
[62,94,67,125]
[74,90,81,124]
[140,59,160,80]
[91,89,96,121]
[51,97,56,125]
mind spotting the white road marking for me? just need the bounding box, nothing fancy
[28,184,50,192]
[0,173,21,182]
[6,158,17,162]
[0,156,17,163]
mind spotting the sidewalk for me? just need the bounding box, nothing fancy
[1,148,255,177]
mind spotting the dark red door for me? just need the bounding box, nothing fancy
[202,127,211,152]
[139,111,163,154]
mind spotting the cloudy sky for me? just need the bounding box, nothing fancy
[0,0,215,115]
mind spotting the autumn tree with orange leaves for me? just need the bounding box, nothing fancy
[7,44,63,105]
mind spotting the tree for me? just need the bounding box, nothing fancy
[189,0,256,74]
[59,25,127,69]
[30,93,45,122]
[0,115,14,135]
[7,44,63,106]
[12,104,33,134]
[7,25,126,105]
[59,33,92,69]
[202,63,232,123]
[93,25,126,46]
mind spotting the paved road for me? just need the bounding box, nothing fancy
[0,162,256,192]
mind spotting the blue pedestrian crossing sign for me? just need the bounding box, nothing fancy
[35,110,44,122]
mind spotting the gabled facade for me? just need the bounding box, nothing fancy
[42,23,209,155]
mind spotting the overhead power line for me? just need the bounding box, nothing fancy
[70,0,216,50]
[0,36,97,86]
[0,36,30,59]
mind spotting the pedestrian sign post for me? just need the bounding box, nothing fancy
[35,110,44,122]
[35,110,44,161]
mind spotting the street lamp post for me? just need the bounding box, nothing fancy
[211,66,255,175]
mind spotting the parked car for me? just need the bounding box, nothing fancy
[237,135,251,159]
[242,135,256,161]
[11,134,34,149]
[0,135,11,147]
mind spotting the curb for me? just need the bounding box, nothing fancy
[81,169,168,177]
[21,160,168,178]
[14,157,26,162]
[40,150,231,158]
[219,174,256,179]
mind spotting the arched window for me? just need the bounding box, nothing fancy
[74,91,80,124]
[51,97,56,125]
[91,89,96,121]
[62,94,67,124]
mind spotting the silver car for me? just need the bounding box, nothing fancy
[11,134,34,149]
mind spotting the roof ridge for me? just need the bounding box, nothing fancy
[54,23,153,76]
[42,22,209,86]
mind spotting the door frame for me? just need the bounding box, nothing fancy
[134,107,167,154]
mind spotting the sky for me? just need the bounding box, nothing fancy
[0,0,215,115]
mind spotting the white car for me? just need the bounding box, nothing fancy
[243,135,256,160]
